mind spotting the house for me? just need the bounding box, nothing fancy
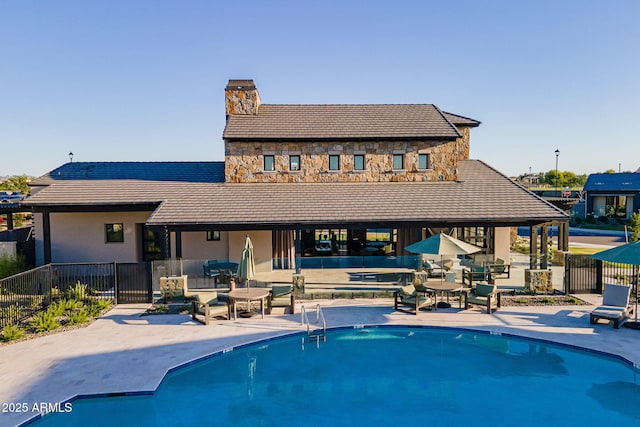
[22,79,568,272]
[583,171,640,219]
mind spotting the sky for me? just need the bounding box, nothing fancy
[2,0,639,178]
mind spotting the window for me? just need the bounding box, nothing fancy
[354,154,365,171]
[289,155,300,171]
[605,196,628,218]
[105,223,124,243]
[264,155,275,172]
[393,154,404,170]
[418,153,429,170]
[206,231,221,241]
[329,155,340,171]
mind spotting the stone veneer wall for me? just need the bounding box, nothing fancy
[225,129,471,183]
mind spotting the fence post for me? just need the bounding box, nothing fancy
[113,262,119,305]
[564,253,571,294]
[595,260,603,294]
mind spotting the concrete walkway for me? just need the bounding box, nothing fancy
[1,296,639,426]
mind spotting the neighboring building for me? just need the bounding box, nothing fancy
[583,172,640,219]
[22,79,568,271]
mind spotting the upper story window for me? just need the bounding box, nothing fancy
[264,155,275,172]
[289,155,301,171]
[354,154,365,171]
[105,223,124,243]
[392,154,404,170]
[329,155,340,171]
[418,153,430,170]
[206,231,221,241]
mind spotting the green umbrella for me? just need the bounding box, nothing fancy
[236,235,256,291]
[405,233,482,307]
[591,241,640,328]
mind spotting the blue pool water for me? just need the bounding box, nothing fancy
[30,327,640,426]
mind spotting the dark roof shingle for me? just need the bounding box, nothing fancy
[23,160,567,226]
[223,104,463,140]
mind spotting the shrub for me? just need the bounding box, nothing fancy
[0,253,25,279]
[1,324,24,342]
[65,282,88,300]
[30,310,60,333]
[67,308,90,325]
[47,300,66,317]
[86,298,112,317]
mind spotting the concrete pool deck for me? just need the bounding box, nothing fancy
[1,294,639,426]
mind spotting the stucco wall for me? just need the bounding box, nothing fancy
[47,211,152,263]
[493,227,511,262]
[228,230,272,273]
[180,231,230,260]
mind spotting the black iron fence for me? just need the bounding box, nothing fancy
[0,262,152,328]
[565,253,639,294]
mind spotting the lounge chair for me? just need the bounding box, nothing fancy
[394,284,433,315]
[191,291,230,325]
[268,284,295,314]
[464,282,500,314]
[590,283,632,329]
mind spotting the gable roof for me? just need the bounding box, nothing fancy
[223,104,465,140]
[32,161,225,186]
[583,172,640,192]
[442,111,481,127]
[23,160,567,227]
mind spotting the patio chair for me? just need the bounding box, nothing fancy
[464,282,500,314]
[268,284,295,314]
[394,284,433,315]
[590,283,632,329]
[488,258,511,278]
[191,291,230,325]
[423,260,445,278]
[462,266,489,286]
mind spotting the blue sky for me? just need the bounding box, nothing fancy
[2,0,639,178]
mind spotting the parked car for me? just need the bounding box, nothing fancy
[0,191,23,203]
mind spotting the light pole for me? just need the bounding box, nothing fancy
[554,149,559,196]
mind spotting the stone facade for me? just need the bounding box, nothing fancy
[224,133,471,183]
[222,79,473,183]
[525,269,554,294]
[225,80,260,116]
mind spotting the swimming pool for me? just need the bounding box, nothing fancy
[28,327,640,426]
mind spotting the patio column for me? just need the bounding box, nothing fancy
[294,228,302,274]
[529,225,538,269]
[540,224,548,269]
[175,231,182,259]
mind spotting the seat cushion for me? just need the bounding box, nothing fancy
[399,284,416,297]
[475,283,495,297]
[591,305,627,319]
[602,284,631,307]
[271,285,293,297]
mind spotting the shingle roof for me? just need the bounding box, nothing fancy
[584,172,640,192]
[32,162,225,186]
[23,160,567,227]
[442,111,481,127]
[223,104,463,140]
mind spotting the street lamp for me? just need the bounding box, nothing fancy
[554,149,560,196]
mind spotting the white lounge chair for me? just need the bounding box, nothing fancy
[590,283,632,329]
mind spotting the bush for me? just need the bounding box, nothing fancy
[65,282,88,300]
[1,324,24,342]
[67,308,90,325]
[86,298,112,317]
[0,253,25,279]
[30,311,60,333]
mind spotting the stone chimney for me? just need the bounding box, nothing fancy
[225,79,261,116]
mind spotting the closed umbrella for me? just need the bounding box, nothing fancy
[405,233,481,307]
[236,235,256,291]
[591,240,640,329]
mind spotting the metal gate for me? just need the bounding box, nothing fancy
[115,262,153,304]
[565,254,602,294]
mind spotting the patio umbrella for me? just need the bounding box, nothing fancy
[591,240,640,329]
[405,233,481,306]
[236,235,256,292]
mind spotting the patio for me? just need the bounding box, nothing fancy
[0,291,638,426]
